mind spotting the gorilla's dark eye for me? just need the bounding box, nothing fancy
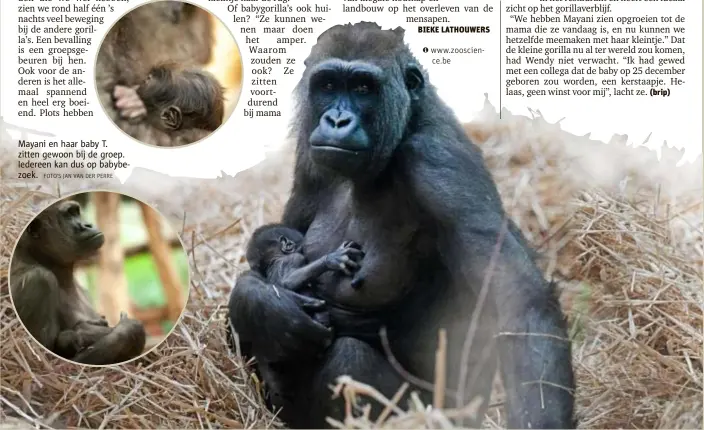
[350,73,377,96]
[322,81,335,92]
[280,236,296,253]
[66,205,80,217]
[353,84,369,94]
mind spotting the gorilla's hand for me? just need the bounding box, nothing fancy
[325,241,364,276]
[84,316,109,327]
[113,85,147,122]
[229,273,334,362]
[264,288,334,361]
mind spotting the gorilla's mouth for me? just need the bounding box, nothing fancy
[311,143,366,154]
[309,124,370,154]
[83,232,105,248]
[309,142,370,176]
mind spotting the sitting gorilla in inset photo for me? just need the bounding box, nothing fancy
[228,22,575,429]
[10,199,146,365]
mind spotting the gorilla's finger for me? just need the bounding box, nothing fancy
[112,85,127,98]
[344,248,365,261]
[343,241,362,250]
[343,260,360,271]
[291,292,326,311]
[127,107,147,119]
[301,300,327,312]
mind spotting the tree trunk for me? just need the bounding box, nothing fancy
[94,191,130,326]
[139,202,185,323]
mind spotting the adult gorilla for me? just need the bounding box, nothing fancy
[229,22,574,429]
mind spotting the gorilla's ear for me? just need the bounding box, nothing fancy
[160,105,183,130]
[404,64,425,99]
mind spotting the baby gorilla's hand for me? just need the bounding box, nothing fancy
[324,241,364,276]
[113,85,147,122]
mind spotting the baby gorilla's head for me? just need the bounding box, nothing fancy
[246,224,304,274]
[137,65,225,132]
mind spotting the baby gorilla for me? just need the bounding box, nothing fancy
[239,223,364,411]
[136,65,225,133]
[54,317,111,358]
[68,312,146,365]
[246,223,363,326]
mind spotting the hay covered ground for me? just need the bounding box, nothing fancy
[1,104,702,429]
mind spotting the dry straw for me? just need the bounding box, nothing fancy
[1,105,702,429]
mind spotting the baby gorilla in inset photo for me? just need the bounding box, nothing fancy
[55,312,147,365]
[136,64,225,134]
[54,317,111,359]
[245,223,364,326]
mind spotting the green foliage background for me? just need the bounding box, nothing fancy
[76,199,189,329]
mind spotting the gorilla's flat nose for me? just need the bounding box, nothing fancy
[311,108,367,150]
[323,110,355,129]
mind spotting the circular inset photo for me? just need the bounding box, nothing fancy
[9,191,190,366]
[95,1,242,148]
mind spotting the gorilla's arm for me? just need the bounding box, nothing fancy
[228,270,333,362]
[403,138,575,429]
[278,242,363,291]
[281,173,324,234]
[11,267,62,352]
[278,257,332,292]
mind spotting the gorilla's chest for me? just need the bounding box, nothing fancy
[303,184,426,309]
[58,283,100,328]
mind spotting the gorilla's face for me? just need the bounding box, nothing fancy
[305,58,425,180]
[24,200,104,266]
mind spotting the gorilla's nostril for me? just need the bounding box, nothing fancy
[336,117,352,128]
[320,110,356,131]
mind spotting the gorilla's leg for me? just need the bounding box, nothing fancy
[305,337,405,429]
